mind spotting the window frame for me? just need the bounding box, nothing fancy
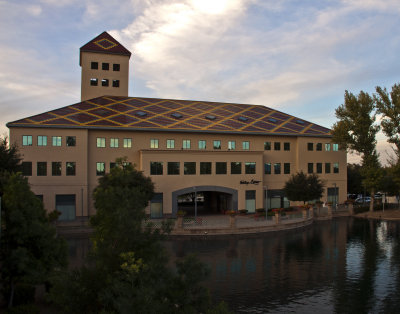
[264,162,271,175]
[52,136,62,147]
[52,161,62,176]
[167,162,180,175]
[91,61,98,69]
[307,143,314,151]
[245,162,256,174]
[37,162,47,176]
[167,139,175,149]
[113,63,120,71]
[150,162,163,175]
[150,139,159,149]
[200,162,212,175]
[37,135,47,146]
[102,62,109,71]
[21,162,32,176]
[22,135,32,146]
[264,142,271,150]
[213,140,221,150]
[242,141,250,150]
[66,162,76,176]
[96,162,105,176]
[182,139,191,149]
[110,138,119,148]
[216,162,227,175]
[184,162,196,175]
[123,138,132,148]
[66,136,76,147]
[307,163,313,174]
[96,137,106,148]
[274,163,281,174]
[274,142,281,151]
[231,162,241,174]
[284,163,290,174]
[228,141,236,150]
[284,142,290,151]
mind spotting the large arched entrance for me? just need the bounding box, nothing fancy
[172,186,238,217]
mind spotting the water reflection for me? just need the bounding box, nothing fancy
[65,218,400,313]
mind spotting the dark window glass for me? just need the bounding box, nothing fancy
[200,162,211,175]
[102,62,109,70]
[167,162,180,175]
[90,78,98,86]
[110,162,117,169]
[66,136,76,147]
[333,163,339,173]
[184,162,196,175]
[66,162,76,176]
[56,194,76,221]
[22,162,32,176]
[231,162,241,174]
[91,62,98,69]
[264,142,271,150]
[96,162,105,176]
[284,142,290,151]
[274,142,281,150]
[325,162,331,173]
[308,143,313,151]
[112,80,120,87]
[264,163,271,174]
[37,162,47,176]
[102,79,109,86]
[308,163,313,173]
[284,163,290,174]
[113,63,120,71]
[316,143,322,151]
[316,163,322,174]
[274,163,281,174]
[150,162,163,175]
[246,190,256,199]
[245,162,256,174]
[216,162,227,174]
[52,162,61,176]
[213,140,221,149]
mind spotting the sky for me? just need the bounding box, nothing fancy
[1,0,400,164]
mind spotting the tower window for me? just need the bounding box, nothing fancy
[102,63,109,70]
[91,62,98,69]
[113,64,120,71]
[101,79,109,86]
[90,78,98,86]
[112,80,120,87]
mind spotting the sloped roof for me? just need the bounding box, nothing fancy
[79,31,131,65]
[7,96,331,137]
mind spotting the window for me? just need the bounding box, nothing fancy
[228,141,236,150]
[52,136,62,147]
[101,79,109,86]
[316,143,322,151]
[183,139,191,149]
[21,162,32,176]
[90,78,98,86]
[245,162,256,174]
[123,138,132,148]
[150,193,163,218]
[66,162,76,176]
[37,162,47,176]
[216,162,227,174]
[213,140,221,149]
[52,162,61,176]
[308,163,313,174]
[264,142,271,150]
[66,136,76,147]
[102,62,109,70]
[113,63,120,71]
[167,162,180,175]
[333,162,339,173]
[264,163,271,175]
[245,190,256,213]
[110,138,119,148]
[200,162,211,174]
[167,139,175,149]
[96,162,105,176]
[184,162,196,175]
[56,194,76,221]
[37,136,47,146]
[333,143,339,151]
[274,142,281,151]
[122,161,131,169]
[22,135,32,146]
[110,162,117,170]
[242,141,250,150]
[231,162,241,174]
[284,142,290,151]
[96,137,105,148]
[325,163,331,173]
[91,62,98,69]
[307,143,313,151]
[150,162,163,175]
[316,163,322,174]
[274,163,281,174]
[325,143,331,151]
[150,139,159,148]
[112,80,120,87]
[284,163,290,174]
[198,140,206,150]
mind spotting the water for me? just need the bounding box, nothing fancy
[66,217,400,313]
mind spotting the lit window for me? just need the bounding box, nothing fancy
[182,140,191,149]
[52,136,62,147]
[213,140,221,149]
[66,136,76,147]
[228,141,236,150]
[22,135,32,146]
[37,136,47,146]
[308,143,313,151]
[167,162,180,175]
[284,142,290,151]
[242,141,250,150]
[264,142,271,150]
[284,163,290,174]
[231,162,241,174]
[333,143,339,151]
[96,162,105,176]
[216,162,227,174]
[274,142,280,151]
[101,79,109,86]
[333,162,339,173]
[96,137,105,148]
[198,140,206,150]
[274,163,281,174]
[21,162,32,176]
[316,143,322,151]
[245,162,256,174]
[90,78,98,86]
[110,138,119,148]
[200,162,211,174]
[308,163,313,173]
[113,63,120,71]
[316,163,322,174]
[264,163,271,175]
[66,162,76,176]
[37,162,47,176]
[123,138,132,148]
[52,162,62,176]
[167,139,175,149]
[325,143,331,151]
[150,139,159,148]
[102,63,109,70]
[325,163,331,173]
[150,162,163,175]
[91,62,98,69]
[184,162,196,175]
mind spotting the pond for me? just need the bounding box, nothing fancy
[66,217,400,313]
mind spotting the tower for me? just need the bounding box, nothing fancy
[80,31,132,101]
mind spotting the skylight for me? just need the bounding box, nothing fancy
[296,119,305,125]
[171,112,183,119]
[268,118,277,123]
[136,111,147,117]
[205,115,216,120]
[238,116,248,122]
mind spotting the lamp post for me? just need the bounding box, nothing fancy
[264,186,268,219]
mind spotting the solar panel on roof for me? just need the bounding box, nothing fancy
[136,111,147,117]
[238,116,248,122]
[171,112,182,119]
[205,115,216,120]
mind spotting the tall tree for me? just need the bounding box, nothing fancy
[332,91,382,211]
[0,136,21,173]
[347,163,363,195]
[284,171,325,204]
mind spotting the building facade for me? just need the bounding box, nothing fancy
[7,32,347,220]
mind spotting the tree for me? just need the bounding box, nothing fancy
[332,90,382,211]
[0,172,67,309]
[284,171,325,204]
[50,160,228,313]
[0,136,21,173]
[347,163,363,195]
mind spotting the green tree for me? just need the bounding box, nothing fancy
[50,160,228,313]
[0,136,21,173]
[284,171,325,204]
[347,163,363,195]
[0,172,67,309]
[332,90,382,211]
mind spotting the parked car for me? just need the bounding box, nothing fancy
[355,197,371,204]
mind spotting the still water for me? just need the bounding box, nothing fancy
[67,217,400,313]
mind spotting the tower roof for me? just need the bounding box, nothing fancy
[79,31,131,65]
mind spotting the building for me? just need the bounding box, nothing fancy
[7,32,347,220]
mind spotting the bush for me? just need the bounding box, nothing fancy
[6,304,40,314]
[238,209,248,214]
[3,284,35,307]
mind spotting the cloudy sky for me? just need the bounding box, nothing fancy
[1,0,400,163]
